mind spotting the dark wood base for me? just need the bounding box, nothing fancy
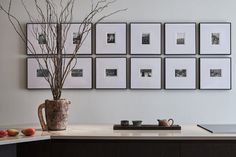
[0,144,16,157]
[52,140,180,157]
[12,139,236,157]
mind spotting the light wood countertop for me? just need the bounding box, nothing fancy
[1,124,236,146]
[49,124,236,140]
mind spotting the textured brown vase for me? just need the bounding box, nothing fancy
[38,99,70,131]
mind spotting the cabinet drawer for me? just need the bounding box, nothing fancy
[181,141,236,157]
[52,140,180,157]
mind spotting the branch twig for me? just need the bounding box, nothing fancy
[0,0,127,100]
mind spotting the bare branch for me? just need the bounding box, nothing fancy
[0,0,126,100]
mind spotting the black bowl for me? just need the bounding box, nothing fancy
[132,120,142,127]
[120,120,129,126]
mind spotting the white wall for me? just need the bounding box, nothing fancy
[0,0,235,126]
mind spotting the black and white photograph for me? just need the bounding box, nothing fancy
[38,33,46,44]
[130,23,161,54]
[63,58,92,89]
[140,69,152,77]
[62,23,92,54]
[165,58,196,89]
[165,23,196,55]
[27,23,57,54]
[142,33,150,45]
[106,69,117,77]
[37,69,50,77]
[211,33,220,45]
[73,32,82,45]
[175,69,187,77]
[96,23,127,54]
[176,33,185,45]
[107,33,116,44]
[27,58,51,89]
[210,69,222,77]
[96,58,126,89]
[200,58,231,89]
[200,23,231,54]
[71,69,83,77]
[130,58,161,89]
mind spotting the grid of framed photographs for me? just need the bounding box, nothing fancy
[27,57,93,89]
[26,22,232,90]
[198,22,231,90]
[26,23,93,89]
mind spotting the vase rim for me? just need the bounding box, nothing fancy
[45,99,69,102]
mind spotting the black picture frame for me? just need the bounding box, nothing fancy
[164,22,197,55]
[62,57,93,90]
[199,22,231,55]
[129,22,162,55]
[26,23,58,55]
[27,57,51,89]
[164,57,197,90]
[95,22,127,55]
[95,57,127,89]
[60,23,93,55]
[199,57,232,90]
[129,57,162,90]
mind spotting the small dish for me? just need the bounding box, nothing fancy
[120,120,129,126]
[132,120,142,127]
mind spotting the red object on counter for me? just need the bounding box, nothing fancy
[0,130,8,138]
[21,128,36,136]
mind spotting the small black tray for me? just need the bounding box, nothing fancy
[113,124,181,130]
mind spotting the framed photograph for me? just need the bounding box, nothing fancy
[27,58,51,89]
[130,58,161,89]
[96,58,127,89]
[130,23,161,55]
[165,58,196,89]
[96,23,127,54]
[164,23,196,55]
[61,23,92,55]
[200,22,231,55]
[200,58,231,90]
[63,58,92,89]
[27,23,57,55]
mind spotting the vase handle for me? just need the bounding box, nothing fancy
[38,103,48,131]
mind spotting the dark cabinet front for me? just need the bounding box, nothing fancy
[181,141,236,157]
[17,140,51,157]
[0,144,16,157]
[51,140,180,157]
[14,139,236,157]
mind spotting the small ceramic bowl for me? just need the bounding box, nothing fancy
[132,120,142,127]
[120,120,129,126]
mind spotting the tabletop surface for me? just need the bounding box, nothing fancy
[2,124,236,146]
[198,124,236,133]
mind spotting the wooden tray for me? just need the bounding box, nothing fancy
[113,124,181,130]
